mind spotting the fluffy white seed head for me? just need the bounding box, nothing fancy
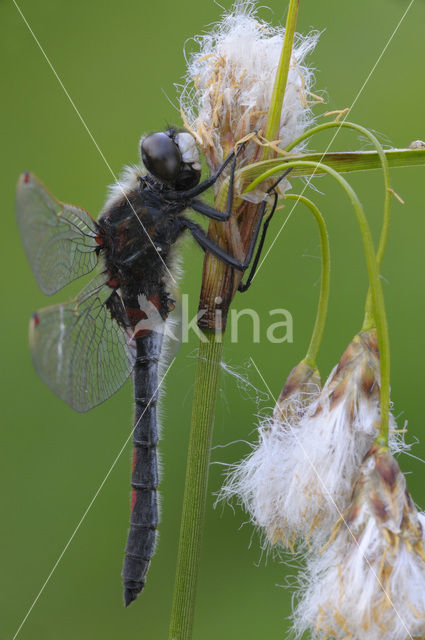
[219,360,322,548]
[179,0,319,195]
[292,447,425,640]
[221,330,407,550]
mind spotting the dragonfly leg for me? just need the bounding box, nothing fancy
[237,191,278,292]
[238,169,293,291]
[189,198,231,221]
[163,141,246,206]
[181,198,267,272]
[183,168,292,292]
[187,142,245,220]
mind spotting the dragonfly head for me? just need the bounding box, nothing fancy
[141,129,202,190]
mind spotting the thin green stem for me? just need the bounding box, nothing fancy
[284,120,391,331]
[284,194,330,368]
[263,0,299,157]
[168,333,223,640]
[246,160,390,444]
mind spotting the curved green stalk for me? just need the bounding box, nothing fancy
[285,120,391,330]
[246,160,390,446]
[284,194,330,368]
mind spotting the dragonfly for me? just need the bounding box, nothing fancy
[16,128,289,606]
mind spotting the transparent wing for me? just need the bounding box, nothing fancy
[16,172,99,295]
[29,272,136,412]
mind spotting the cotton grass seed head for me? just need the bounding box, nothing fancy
[259,328,391,547]
[181,2,321,328]
[273,360,321,422]
[221,330,406,551]
[179,0,319,192]
[292,447,425,640]
[220,361,321,549]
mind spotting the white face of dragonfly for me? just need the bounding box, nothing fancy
[175,132,202,172]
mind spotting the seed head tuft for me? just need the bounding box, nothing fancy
[292,447,425,640]
[221,330,408,550]
[179,0,320,194]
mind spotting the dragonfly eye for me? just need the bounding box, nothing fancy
[141,132,181,184]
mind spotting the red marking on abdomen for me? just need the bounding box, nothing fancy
[132,448,137,473]
[125,307,150,338]
[126,293,166,339]
[32,312,40,327]
[147,293,161,311]
[131,488,137,513]
[126,307,147,324]
[23,172,30,184]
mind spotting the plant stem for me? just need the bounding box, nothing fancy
[168,332,223,640]
[263,0,299,155]
[284,120,392,331]
[284,194,330,368]
[246,160,390,444]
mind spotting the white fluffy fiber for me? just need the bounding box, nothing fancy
[292,456,425,640]
[219,387,321,548]
[221,333,407,549]
[221,367,378,548]
[293,520,425,640]
[179,1,319,167]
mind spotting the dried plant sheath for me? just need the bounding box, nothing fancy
[273,360,321,422]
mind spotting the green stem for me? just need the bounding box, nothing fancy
[284,194,330,368]
[284,120,391,330]
[263,0,299,157]
[246,160,390,444]
[168,333,223,640]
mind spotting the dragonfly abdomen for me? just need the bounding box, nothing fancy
[122,331,163,607]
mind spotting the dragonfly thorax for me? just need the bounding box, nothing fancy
[97,186,183,311]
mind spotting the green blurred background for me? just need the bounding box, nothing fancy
[1,1,425,638]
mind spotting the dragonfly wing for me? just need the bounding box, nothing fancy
[16,172,99,295]
[29,272,136,412]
